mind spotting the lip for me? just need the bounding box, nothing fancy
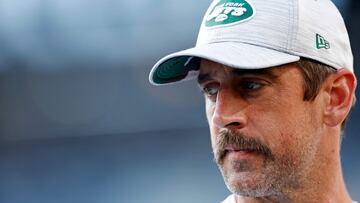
[224,148,257,160]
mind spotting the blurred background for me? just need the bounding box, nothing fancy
[0,0,358,202]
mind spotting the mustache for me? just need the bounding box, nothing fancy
[214,129,274,164]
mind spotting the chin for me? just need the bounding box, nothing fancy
[226,174,266,197]
[221,168,280,198]
[229,181,270,197]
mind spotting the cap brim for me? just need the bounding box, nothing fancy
[149,42,300,85]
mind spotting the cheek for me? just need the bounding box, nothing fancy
[205,100,217,147]
[205,99,214,124]
[248,96,312,154]
[254,105,320,168]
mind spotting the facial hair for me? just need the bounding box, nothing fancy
[213,129,303,197]
[213,128,274,166]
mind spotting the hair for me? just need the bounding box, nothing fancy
[296,58,356,131]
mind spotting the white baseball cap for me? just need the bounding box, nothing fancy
[149,0,353,85]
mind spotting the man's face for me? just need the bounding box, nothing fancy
[198,60,326,197]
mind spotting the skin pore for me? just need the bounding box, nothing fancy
[198,59,356,203]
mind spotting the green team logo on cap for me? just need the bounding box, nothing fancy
[206,0,255,27]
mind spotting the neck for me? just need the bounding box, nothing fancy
[235,129,352,203]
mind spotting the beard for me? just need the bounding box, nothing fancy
[213,129,302,198]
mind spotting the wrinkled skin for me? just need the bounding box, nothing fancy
[198,59,356,202]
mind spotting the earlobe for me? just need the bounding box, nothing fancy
[323,69,357,127]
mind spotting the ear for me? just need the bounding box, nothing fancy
[323,69,357,127]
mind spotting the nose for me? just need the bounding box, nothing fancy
[211,88,248,130]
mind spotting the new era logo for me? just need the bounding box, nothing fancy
[316,33,330,49]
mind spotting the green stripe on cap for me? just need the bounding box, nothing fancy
[152,56,191,84]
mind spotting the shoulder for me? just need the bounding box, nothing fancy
[221,194,236,203]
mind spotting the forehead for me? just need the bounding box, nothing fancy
[198,59,281,83]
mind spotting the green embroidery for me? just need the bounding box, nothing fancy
[206,0,255,27]
[316,33,330,49]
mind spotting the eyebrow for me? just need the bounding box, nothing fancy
[197,68,278,84]
[197,73,212,85]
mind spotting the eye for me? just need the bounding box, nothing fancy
[240,81,263,91]
[202,85,219,98]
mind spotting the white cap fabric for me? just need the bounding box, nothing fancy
[149,0,353,85]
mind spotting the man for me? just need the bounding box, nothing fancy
[149,0,357,202]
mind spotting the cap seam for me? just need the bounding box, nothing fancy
[287,0,299,52]
[285,0,292,51]
[201,39,287,53]
[290,50,342,69]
